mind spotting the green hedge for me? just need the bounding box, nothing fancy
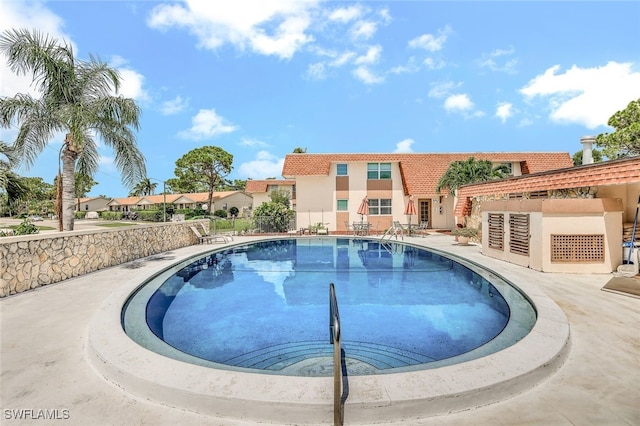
[99,211,122,220]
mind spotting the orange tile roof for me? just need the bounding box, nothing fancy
[245,179,295,193]
[108,191,244,206]
[282,152,573,196]
[454,156,640,217]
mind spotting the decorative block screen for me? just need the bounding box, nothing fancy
[509,214,530,256]
[487,213,504,250]
[550,234,605,263]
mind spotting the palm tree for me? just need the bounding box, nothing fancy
[0,29,146,230]
[436,157,509,195]
[0,141,25,213]
[129,178,157,197]
[0,140,17,190]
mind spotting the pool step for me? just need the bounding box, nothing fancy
[223,341,436,372]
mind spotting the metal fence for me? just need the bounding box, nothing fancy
[249,216,297,234]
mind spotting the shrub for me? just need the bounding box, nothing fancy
[214,209,228,219]
[15,218,39,235]
[99,211,121,220]
[452,227,479,238]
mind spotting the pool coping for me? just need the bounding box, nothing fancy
[86,236,571,425]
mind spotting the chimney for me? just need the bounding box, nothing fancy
[580,135,596,165]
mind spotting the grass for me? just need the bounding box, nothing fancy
[1,224,57,231]
[96,222,137,228]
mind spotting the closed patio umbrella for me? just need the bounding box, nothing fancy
[405,195,417,229]
[357,196,369,222]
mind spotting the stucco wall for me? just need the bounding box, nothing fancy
[481,199,623,273]
[0,220,208,297]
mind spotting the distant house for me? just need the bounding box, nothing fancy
[75,196,112,212]
[245,179,296,209]
[281,152,574,233]
[107,191,253,217]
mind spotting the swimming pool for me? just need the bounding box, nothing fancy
[123,238,536,376]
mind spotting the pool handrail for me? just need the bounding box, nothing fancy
[329,283,342,426]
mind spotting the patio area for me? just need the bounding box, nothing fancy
[1,233,638,425]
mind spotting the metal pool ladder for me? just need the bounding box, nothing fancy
[329,283,342,426]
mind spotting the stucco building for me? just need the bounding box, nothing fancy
[281,152,574,233]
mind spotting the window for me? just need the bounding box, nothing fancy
[367,163,391,179]
[369,199,391,215]
[337,200,348,211]
[499,162,513,175]
[336,164,348,176]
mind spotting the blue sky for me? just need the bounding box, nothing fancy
[1,1,639,197]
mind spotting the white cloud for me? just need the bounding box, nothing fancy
[478,47,518,74]
[351,20,377,40]
[352,66,384,85]
[495,102,514,123]
[237,150,285,178]
[306,62,327,80]
[239,137,269,148]
[147,0,318,60]
[444,94,474,112]
[160,95,189,115]
[423,57,446,70]
[408,25,452,52]
[328,5,363,23]
[116,67,150,103]
[520,62,640,129]
[390,57,420,75]
[330,51,355,67]
[354,45,382,65]
[428,81,462,99]
[0,1,72,98]
[444,94,485,118]
[178,109,237,140]
[394,138,414,153]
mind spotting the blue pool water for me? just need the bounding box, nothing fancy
[124,238,536,376]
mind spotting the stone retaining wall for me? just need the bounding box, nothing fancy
[0,220,208,297]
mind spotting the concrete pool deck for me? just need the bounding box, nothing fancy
[1,233,639,425]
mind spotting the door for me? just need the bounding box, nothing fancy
[419,200,430,228]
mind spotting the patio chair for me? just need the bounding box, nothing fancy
[199,223,233,243]
[416,221,430,237]
[190,226,229,244]
[344,221,354,235]
[390,221,405,240]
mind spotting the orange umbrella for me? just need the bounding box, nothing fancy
[357,196,369,221]
[405,195,417,228]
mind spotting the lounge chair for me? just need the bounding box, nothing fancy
[190,226,230,244]
[199,223,233,243]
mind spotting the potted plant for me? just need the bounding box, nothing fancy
[452,227,479,245]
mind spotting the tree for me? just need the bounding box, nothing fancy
[253,200,295,233]
[0,29,146,231]
[269,188,291,208]
[596,98,640,159]
[293,147,307,153]
[11,177,55,216]
[224,179,246,191]
[165,177,204,194]
[54,172,97,211]
[129,178,157,196]
[171,146,233,213]
[0,141,25,215]
[572,149,603,166]
[436,157,509,195]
